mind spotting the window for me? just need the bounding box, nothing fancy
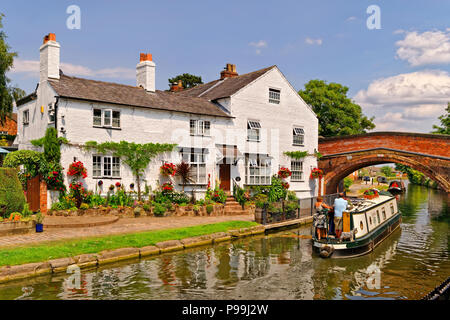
[291,160,304,181]
[247,120,261,142]
[293,127,305,146]
[376,211,381,224]
[245,154,271,185]
[93,109,120,128]
[93,156,102,177]
[181,149,207,184]
[93,109,102,126]
[190,120,210,136]
[48,104,55,124]
[382,208,386,220]
[23,110,29,125]
[269,88,280,104]
[390,203,395,215]
[369,216,372,225]
[93,155,121,178]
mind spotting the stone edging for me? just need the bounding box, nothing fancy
[0,217,313,284]
[44,216,119,229]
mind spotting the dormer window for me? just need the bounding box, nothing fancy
[269,88,280,104]
[247,120,261,142]
[93,108,120,128]
[293,127,305,146]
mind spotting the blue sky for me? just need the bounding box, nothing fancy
[3,0,450,133]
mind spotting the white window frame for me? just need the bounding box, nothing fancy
[181,149,207,184]
[190,119,210,136]
[247,120,261,142]
[93,155,121,178]
[291,160,304,182]
[245,155,271,185]
[93,108,120,128]
[269,88,281,104]
[93,155,102,178]
[48,103,55,124]
[293,127,305,146]
[23,110,29,125]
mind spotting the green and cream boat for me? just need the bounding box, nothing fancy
[313,195,401,258]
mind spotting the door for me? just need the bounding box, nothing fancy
[219,164,231,191]
[26,175,41,212]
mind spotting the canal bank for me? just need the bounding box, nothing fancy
[0,215,314,284]
[0,184,447,300]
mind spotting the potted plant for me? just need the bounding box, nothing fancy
[35,211,44,232]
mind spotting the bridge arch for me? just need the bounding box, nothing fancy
[318,132,450,195]
[321,152,449,195]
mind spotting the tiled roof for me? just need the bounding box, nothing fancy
[47,74,232,118]
[179,66,276,100]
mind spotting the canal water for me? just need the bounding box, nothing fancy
[0,184,448,300]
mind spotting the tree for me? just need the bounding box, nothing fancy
[0,14,25,125]
[84,141,177,200]
[380,166,394,177]
[298,80,375,137]
[432,103,450,135]
[168,73,203,89]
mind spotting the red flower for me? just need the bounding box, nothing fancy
[278,167,292,179]
[160,163,177,176]
[115,182,121,188]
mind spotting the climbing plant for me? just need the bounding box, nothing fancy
[84,141,177,200]
[3,150,43,188]
[283,150,322,160]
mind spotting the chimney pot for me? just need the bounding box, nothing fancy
[43,33,56,44]
[220,63,238,80]
[140,53,152,62]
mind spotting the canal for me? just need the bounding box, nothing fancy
[0,184,448,300]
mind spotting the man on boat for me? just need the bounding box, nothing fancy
[333,193,348,238]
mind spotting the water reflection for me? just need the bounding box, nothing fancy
[1,184,448,300]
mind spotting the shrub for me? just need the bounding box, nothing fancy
[268,175,287,202]
[206,204,214,215]
[69,207,78,211]
[80,203,89,210]
[0,168,26,218]
[284,201,299,212]
[143,203,151,211]
[254,194,268,209]
[193,204,201,213]
[268,203,282,214]
[287,191,298,201]
[21,203,33,218]
[153,203,166,216]
[134,207,142,217]
[35,211,43,224]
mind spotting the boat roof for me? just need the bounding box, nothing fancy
[349,195,394,213]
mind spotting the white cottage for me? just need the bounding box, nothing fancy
[17,33,319,199]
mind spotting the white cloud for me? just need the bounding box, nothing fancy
[395,29,450,66]
[305,37,322,46]
[393,29,405,35]
[10,58,135,79]
[249,40,268,55]
[354,70,450,132]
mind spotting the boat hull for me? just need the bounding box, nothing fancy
[313,213,402,259]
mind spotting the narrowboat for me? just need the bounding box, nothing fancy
[312,195,401,258]
[388,180,406,194]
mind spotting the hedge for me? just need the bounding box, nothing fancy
[0,168,26,218]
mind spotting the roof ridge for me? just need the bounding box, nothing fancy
[55,73,144,91]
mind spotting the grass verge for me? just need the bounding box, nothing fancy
[0,220,258,267]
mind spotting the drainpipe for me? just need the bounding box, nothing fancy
[54,96,59,136]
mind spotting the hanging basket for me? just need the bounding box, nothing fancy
[310,168,323,179]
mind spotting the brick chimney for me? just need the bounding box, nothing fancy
[170,80,183,92]
[40,33,60,82]
[136,53,156,92]
[220,63,238,80]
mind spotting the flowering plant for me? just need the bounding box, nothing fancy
[98,180,103,186]
[281,182,290,190]
[130,183,135,189]
[161,182,174,193]
[9,212,22,221]
[364,189,379,198]
[115,182,121,188]
[44,169,66,192]
[278,167,292,179]
[160,163,177,177]
[67,161,88,179]
[310,168,323,179]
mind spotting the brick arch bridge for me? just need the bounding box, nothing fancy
[318,132,450,195]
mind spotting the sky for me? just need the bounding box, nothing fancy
[2,0,450,133]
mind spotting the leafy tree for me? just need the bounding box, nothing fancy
[381,166,395,177]
[168,73,203,89]
[0,14,25,125]
[84,141,177,200]
[432,102,450,135]
[298,80,375,137]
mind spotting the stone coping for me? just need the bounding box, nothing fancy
[0,216,313,284]
[44,216,119,229]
